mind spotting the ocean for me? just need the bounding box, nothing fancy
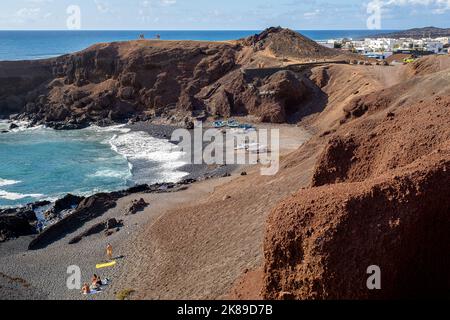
[0,29,397,208]
[0,30,399,61]
[0,121,187,208]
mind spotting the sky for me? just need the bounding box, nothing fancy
[0,0,449,30]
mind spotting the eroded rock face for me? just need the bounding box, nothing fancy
[0,214,35,242]
[264,150,450,300]
[123,198,149,216]
[0,206,38,242]
[0,28,342,127]
[263,75,450,299]
[0,41,239,126]
[201,69,310,123]
[240,27,339,59]
[257,71,309,122]
[313,96,450,186]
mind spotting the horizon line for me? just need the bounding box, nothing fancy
[0,28,403,32]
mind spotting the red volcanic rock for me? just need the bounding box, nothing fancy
[263,63,450,299]
[0,27,348,126]
[313,96,450,186]
[264,148,450,299]
[258,71,309,123]
[240,27,339,59]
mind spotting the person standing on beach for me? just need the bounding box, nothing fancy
[106,243,113,260]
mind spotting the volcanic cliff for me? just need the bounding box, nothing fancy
[0,27,351,129]
[263,55,450,299]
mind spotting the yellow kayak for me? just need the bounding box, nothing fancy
[96,261,117,269]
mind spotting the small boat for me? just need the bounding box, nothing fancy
[248,143,270,154]
[234,142,269,154]
[239,123,255,131]
[227,119,240,128]
[213,121,226,128]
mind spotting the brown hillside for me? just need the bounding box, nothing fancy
[265,145,450,299]
[262,55,450,299]
[239,27,340,60]
[0,28,354,128]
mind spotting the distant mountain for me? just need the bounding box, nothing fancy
[369,27,450,39]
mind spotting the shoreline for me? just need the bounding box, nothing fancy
[0,120,310,300]
[0,120,235,210]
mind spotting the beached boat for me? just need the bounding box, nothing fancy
[227,119,240,128]
[213,121,227,128]
[248,143,270,154]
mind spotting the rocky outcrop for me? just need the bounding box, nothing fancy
[25,180,198,249]
[200,69,311,123]
[68,218,123,244]
[263,62,450,299]
[0,204,45,242]
[123,198,149,216]
[0,213,36,242]
[264,149,450,299]
[0,28,346,127]
[44,194,85,220]
[0,60,54,117]
[239,27,339,59]
[28,193,116,250]
[313,96,450,186]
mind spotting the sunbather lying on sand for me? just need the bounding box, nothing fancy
[92,274,102,286]
[82,283,91,295]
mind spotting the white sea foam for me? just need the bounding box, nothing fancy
[7,120,42,133]
[88,169,131,179]
[109,131,189,183]
[90,124,131,134]
[0,178,21,187]
[0,190,44,201]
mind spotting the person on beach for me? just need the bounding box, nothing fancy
[92,274,102,286]
[82,283,91,295]
[91,280,101,291]
[106,243,113,260]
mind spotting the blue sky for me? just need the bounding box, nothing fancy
[0,0,448,30]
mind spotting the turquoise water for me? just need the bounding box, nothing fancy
[0,122,187,208]
[0,30,399,61]
[0,29,400,207]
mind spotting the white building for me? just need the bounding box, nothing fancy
[435,37,450,45]
[321,35,449,59]
[363,38,399,52]
[424,40,444,54]
[317,40,335,49]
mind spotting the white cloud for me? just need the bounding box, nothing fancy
[95,0,111,13]
[161,0,177,6]
[8,0,54,24]
[379,0,450,14]
[139,0,177,22]
[14,7,42,22]
[304,9,320,17]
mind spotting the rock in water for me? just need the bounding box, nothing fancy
[8,123,18,130]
